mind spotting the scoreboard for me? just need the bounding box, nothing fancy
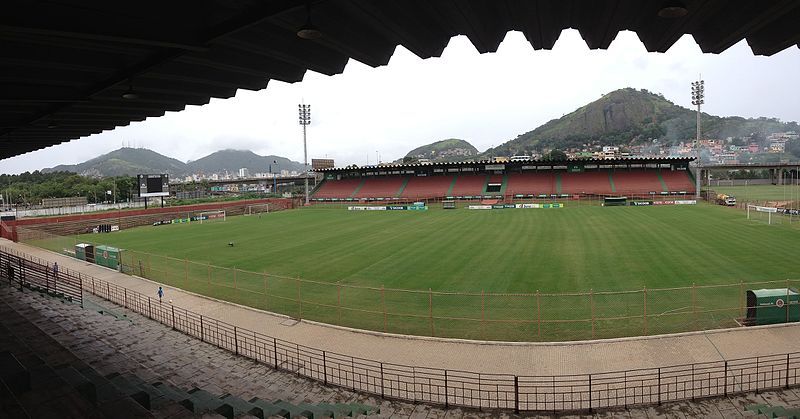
[137,174,169,197]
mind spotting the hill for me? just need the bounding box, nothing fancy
[186,149,305,175]
[403,138,478,163]
[43,147,305,178]
[484,88,799,156]
[44,148,186,177]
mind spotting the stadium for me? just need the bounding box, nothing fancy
[2,2,800,418]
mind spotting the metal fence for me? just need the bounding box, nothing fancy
[0,246,83,305]
[0,245,798,413]
[13,229,800,342]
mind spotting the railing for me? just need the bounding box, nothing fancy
[0,247,83,305]
[0,246,798,413]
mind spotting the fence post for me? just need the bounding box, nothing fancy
[787,353,791,389]
[643,286,648,335]
[380,362,385,399]
[429,288,433,336]
[444,370,449,408]
[124,288,127,308]
[273,337,278,369]
[148,297,152,319]
[724,361,729,396]
[296,277,302,320]
[171,305,176,330]
[787,280,791,323]
[692,282,697,330]
[107,283,110,300]
[657,367,662,405]
[234,326,239,355]
[740,280,745,318]
[200,315,205,342]
[588,374,592,413]
[337,281,341,324]
[79,273,83,308]
[536,290,541,339]
[381,285,386,333]
[263,271,269,310]
[514,376,519,414]
[590,289,595,339]
[481,290,485,340]
[323,351,327,385]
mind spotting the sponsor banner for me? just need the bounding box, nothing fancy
[406,206,428,211]
[653,200,674,205]
[206,213,224,219]
[152,220,172,226]
[110,225,120,232]
[503,204,516,208]
[468,205,492,210]
[492,204,506,209]
[172,218,190,223]
[485,164,505,171]
[752,205,778,213]
[784,209,800,215]
[412,202,425,207]
[674,200,697,205]
[630,201,653,206]
[348,206,386,211]
[387,206,407,210]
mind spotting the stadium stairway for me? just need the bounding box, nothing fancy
[0,281,382,419]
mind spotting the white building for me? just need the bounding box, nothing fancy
[238,168,250,178]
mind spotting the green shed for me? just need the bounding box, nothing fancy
[745,288,800,326]
[74,243,94,263]
[94,245,122,269]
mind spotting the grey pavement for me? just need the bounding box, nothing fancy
[4,239,800,378]
[4,278,798,418]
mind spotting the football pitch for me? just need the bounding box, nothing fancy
[37,203,800,341]
[709,184,800,203]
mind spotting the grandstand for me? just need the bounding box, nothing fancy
[312,158,696,201]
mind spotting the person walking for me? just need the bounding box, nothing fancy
[157,286,164,303]
[52,262,58,279]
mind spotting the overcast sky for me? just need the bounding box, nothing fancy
[2,30,800,174]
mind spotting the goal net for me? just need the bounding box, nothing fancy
[197,210,226,224]
[747,205,781,225]
[245,203,270,216]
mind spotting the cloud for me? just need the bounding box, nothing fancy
[2,30,799,174]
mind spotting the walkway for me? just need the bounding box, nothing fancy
[4,269,799,418]
[4,239,800,378]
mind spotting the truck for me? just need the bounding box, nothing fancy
[716,193,736,206]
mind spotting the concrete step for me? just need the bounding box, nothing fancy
[185,387,224,414]
[54,364,97,406]
[248,397,290,419]
[217,393,261,419]
[106,372,152,410]
[0,350,31,394]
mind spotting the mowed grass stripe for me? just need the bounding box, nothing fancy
[61,204,800,294]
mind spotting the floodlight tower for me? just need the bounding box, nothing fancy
[298,103,311,205]
[691,77,705,152]
[691,77,705,198]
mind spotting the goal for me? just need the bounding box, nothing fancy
[747,204,780,225]
[197,210,226,224]
[245,203,270,216]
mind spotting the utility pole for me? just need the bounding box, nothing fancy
[298,103,311,205]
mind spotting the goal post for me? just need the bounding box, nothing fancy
[747,204,779,225]
[245,203,270,216]
[197,210,226,224]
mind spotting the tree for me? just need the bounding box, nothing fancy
[786,139,800,159]
[547,149,567,161]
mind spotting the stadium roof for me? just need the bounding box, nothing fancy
[314,156,696,173]
[3,1,800,159]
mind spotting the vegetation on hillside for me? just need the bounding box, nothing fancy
[403,138,478,163]
[0,171,137,206]
[484,88,799,157]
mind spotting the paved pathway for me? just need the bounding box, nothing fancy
[3,239,800,378]
[5,267,800,418]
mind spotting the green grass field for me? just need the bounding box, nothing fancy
[34,203,800,341]
[708,184,800,202]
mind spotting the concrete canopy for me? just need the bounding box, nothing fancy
[2,0,799,159]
